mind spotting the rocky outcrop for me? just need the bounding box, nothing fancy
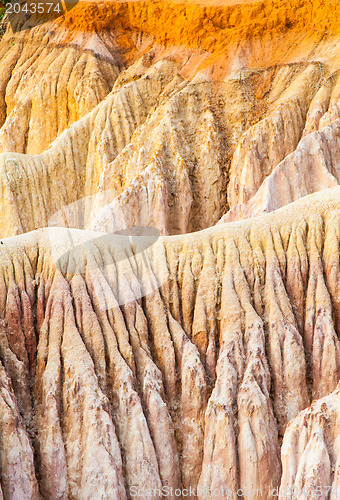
[280,385,340,500]
[0,29,121,154]
[0,0,340,497]
[219,118,340,223]
[1,20,340,237]
[0,188,339,498]
[2,56,340,237]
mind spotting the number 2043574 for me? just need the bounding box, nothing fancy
[5,2,62,15]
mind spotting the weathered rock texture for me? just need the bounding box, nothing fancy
[0,187,339,499]
[0,0,339,498]
[0,1,340,237]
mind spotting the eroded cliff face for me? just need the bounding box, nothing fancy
[0,0,340,498]
[1,0,340,236]
[0,188,340,499]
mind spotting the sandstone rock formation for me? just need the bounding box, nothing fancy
[0,0,339,498]
[0,187,340,499]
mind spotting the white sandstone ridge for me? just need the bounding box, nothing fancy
[218,119,340,223]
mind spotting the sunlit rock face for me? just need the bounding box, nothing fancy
[0,0,340,498]
[0,188,340,499]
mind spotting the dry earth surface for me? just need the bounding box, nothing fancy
[0,0,339,498]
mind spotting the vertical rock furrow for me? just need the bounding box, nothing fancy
[122,299,181,493]
[0,188,338,496]
[0,361,39,500]
[35,274,68,500]
[264,253,309,432]
[192,244,218,380]
[82,266,163,497]
[168,313,208,494]
[0,41,120,154]
[61,282,126,500]
[305,220,340,401]
[230,251,281,498]
[197,246,245,497]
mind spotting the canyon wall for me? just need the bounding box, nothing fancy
[0,0,339,498]
[0,188,339,499]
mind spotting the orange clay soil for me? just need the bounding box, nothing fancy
[57,0,340,48]
[49,0,340,75]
